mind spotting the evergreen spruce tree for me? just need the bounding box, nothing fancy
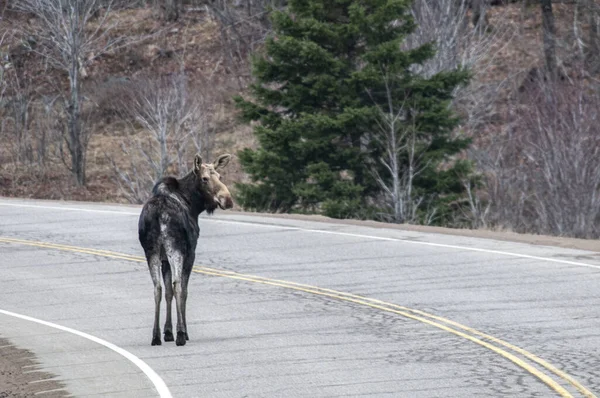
[235,0,471,222]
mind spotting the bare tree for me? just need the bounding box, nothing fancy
[586,0,600,73]
[465,132,527,231]
[471,0,489,34]
[1,28,65,171]
[0,30,8,103]
[365,72,433,224]
[406,0,514,131]
[201,0,287,87]
[16,0,127,185]
[573,0,600,73]
[156,0,181,21]
[1,30,38,166]
[32,95,64,167]
[476,78,600,239]
[371,123,431,224]
[111,73,214,203]
[540,0,557,77]
[0,29,13,139]
[459,171,491,229]
[518,81,600,238]
[3,72,35,165]
[406,0,509,77]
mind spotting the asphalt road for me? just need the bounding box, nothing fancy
[0,198,599,398]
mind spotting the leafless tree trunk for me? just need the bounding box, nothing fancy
[0,31,8,102]
[366,73,431,224]
[161,0,181,21]
[581,0,600,73]
[471,0,489,34]
[573,0,586,62]
[34,95,64,167]
[540,0,557,77]
[460,174,490,229]
[16,0,126,186]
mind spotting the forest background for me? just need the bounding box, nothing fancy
[1,0,599,239]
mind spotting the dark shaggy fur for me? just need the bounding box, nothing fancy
[139,170,219,346]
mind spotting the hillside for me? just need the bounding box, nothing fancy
[1,4,254,201]
[1,0,599,238]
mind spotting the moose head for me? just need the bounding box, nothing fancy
[193,153,234,212]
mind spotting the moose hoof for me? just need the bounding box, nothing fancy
[176,331,187,346]
[164,331,174,342]
[151,336,162,346]
[185,332,189,341]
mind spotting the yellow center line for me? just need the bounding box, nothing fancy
[196,266,596,398]
[1,237,596,398]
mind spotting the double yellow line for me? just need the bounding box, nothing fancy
[0,236,596,398]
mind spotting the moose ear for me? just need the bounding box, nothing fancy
[214,154,231,171]
[194,154,203,173]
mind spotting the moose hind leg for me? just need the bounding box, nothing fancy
[148,255,162,346]
[173,279,187,346]
[161,261,174,342]
[165,246,187,346]
[182,286,189,341]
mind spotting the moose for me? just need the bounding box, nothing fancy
[138,153,233,346]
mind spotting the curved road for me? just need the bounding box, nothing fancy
[0,198,599,397]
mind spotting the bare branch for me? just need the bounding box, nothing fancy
[109,73,216,203]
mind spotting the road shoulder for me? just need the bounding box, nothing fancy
[0,313,159,397]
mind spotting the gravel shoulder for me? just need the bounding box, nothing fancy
[0,337,68,398]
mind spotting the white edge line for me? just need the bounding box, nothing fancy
[0,202,140,215]
[206,219,600,270]
[0,308,172,398]
[2,201,599,271]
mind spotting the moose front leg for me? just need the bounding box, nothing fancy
[181,269,192,341]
